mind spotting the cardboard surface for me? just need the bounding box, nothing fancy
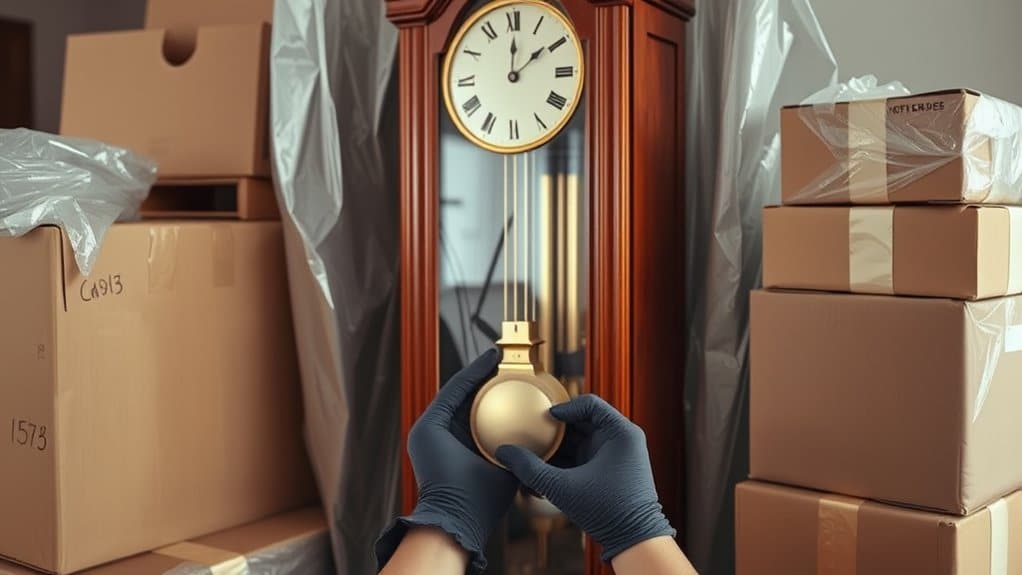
[146,0,274,29]
[60,24,270,178]
[781,89,990,204]
[0,508,327,575]
[736,481,1022,575]
[0,222,316,574]
[750,290,1022,515]
[762,205,1018,299]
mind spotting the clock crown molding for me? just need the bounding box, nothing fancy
[385,0,693,26]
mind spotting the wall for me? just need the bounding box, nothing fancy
[0,0,145,132]
[812,0,1022,102]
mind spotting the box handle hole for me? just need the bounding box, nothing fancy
[162,28,197,66]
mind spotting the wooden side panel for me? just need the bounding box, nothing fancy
[398,24,440,514]
[632,0,687,546]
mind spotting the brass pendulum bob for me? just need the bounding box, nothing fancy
[470,320,570,468]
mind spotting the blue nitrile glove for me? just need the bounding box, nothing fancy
[495,394,675,562]
[375,349,518,574]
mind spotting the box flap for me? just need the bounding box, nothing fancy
[783,88,980,110]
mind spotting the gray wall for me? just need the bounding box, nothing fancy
[0,0,146,133]
[812,0,1022,103]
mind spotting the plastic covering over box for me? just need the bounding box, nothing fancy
[782,89,1022,205]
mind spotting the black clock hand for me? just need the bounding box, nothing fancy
[514,47,546,74]
[510,36,518,73]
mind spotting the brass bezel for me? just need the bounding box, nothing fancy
[441,0,585,155]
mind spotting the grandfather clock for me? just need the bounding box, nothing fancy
[386,0,692,572]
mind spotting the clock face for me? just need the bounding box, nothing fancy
[443,0,584,154]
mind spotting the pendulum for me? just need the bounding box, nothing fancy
[470,152,570,467]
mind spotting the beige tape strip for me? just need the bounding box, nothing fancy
[847,100,889,204]
[154,542,249,575]
[1007,207,1022,294]
[817,494,863,575]
[848,207,895,294]
[989,498,1009,575]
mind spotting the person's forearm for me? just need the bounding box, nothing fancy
[379,526,469,575]
[610,536,698,575]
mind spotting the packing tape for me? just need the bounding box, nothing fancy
[847,100,889,204]
[155,542,249,575]
[1007,207,1022,294]
[848,207,894,294]
[147,225,180,293]
[212,225,235,288]
[989,498,1008,575]
[817,494,863,575]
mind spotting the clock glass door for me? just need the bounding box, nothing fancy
[438,52,588,575]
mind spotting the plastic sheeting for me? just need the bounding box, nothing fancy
[269,1,399,573]
[790,81,1022,204]
[682,1,837,574]
[0,128,156,275]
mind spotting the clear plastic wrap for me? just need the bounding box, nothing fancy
[0,128,157,275]
[786,80,1022,205]
[270,0,399,573]
[682,1,838,573]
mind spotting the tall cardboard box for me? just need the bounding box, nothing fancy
[736,481,1022,575]
[60,24,270,178]
[0,222,316,573]
[750,289,1022,515]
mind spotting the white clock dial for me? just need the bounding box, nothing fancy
[443,0,584,154]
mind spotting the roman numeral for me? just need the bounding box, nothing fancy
[506,10,520,32]
[533,15,544,35]
[534,113,548,130]
[463,95,481,117]
[481,21,498,41]
[463,48,481,61]
[509,119,519,140]
[549,36,567,52]
[546,91,567,110]
[482,112,496,134]
[555,66,574,78]
[457,75,475,87]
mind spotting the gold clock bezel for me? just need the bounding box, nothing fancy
[441,0,585,155]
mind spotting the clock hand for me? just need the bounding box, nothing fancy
[510,36,518,73]
[513,47,546,74]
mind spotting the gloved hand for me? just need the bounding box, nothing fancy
[375,349,517,574]
[496,394,674,562]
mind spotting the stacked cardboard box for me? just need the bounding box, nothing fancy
[61,0,277,220]
[740,89,1022,574]
[0,1,321,573]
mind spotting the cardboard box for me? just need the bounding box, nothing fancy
[146,0,274,29]
[0,222,316,574]
[781,89,1022,205]
[0,508,331,575]
[60,24,269,178]
[762,205,1022,299]
[736,481,1022,575]
[750,289,1022,514]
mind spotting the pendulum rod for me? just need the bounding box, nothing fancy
[503,154,508,321]
[524,151,530,321]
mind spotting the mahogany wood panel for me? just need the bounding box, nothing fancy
[632,0,687,550]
